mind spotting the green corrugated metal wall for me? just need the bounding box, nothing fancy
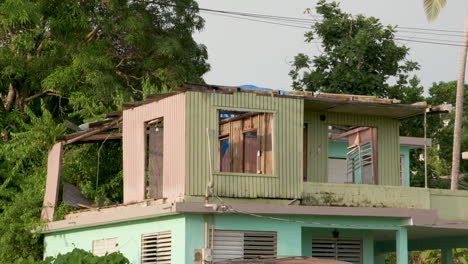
[304,111,401,186]
[186,91,304,199]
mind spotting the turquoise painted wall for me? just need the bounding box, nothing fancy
[328,141,348,159]
[400,146,410,187]
[44,213,404,264]
[43,215,187,264]
[205,213,402,264]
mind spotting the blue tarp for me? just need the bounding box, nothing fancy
[238,84,285,95]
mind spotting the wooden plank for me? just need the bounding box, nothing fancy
[219,112,259,125]
[64,118,122,145]
[145,92,179,101]
[263,113,273,175]
[88,119,116,128]
[231,120,243,173]
[316,93,396,104]
[243,132,258,173]
[283,90,314,97]
[122,100,154,109]
[56,133,122,144]
[106,111,122,118]
[242,115,258,131]
[148,126,164,199]
[41,142,64,221]
[239,88,279,95]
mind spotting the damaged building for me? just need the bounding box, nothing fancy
[40,83,467,264]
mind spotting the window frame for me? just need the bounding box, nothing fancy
[214,107,275,177]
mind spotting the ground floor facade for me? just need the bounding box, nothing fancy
[44,208,468,264]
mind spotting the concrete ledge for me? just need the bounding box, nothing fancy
[302,182,431,209]
[43,200,176,233]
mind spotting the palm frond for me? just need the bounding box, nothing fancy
[424,0,447,21]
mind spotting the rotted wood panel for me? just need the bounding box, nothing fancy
[148,127,164,199]
[186,91,303,199]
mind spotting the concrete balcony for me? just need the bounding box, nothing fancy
[302,182,468,221]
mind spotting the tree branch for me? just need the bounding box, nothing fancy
[24,89,60,102]
[4,83,15,111]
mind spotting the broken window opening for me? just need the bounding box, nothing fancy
[328,125,378,184]
[217,110,272,174]
[145,118,164,199]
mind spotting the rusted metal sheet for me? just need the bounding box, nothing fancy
[41,142,64,221]
[186,91,303,199]
[123,93,186,203]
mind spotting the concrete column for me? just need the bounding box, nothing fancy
[396,227,408,264]
[363,231,374,264]
[442,248,453,264]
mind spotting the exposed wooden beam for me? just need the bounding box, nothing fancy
[106,111,122,118]
[56,133,122,144]
[145,92,179,101]
[63,118,122,145]
[219,112,260,125]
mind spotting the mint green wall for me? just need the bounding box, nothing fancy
[44,213,406,264]
[184,214,205,264]
[328,141,348,159]
[207,213,402,264]
[43,215,187,264]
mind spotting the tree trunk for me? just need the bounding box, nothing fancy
[450,12,468,190]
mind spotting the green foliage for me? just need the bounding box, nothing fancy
[0,0,209,262]
[290,0,419,97]
[11,248,129,264]
[408,81,468,188]
[386,249,468,264]
[424,0,447,21]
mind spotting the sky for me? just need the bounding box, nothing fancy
[193,0,468,93]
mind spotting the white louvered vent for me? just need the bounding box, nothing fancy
[312,238,362,264]
[211,230,277,262]
[92,237,118,256]
[141,231,171,264]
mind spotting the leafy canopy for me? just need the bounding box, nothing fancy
[0,0,209,262]
[290,0,419,97]
[11,248,129,264]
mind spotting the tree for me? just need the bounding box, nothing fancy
[11,248,129,264]
[289,0,419,97]
[427,81,468,186]
[0,0,209,261]
[423,0,468,190]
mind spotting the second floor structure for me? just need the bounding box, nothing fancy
[42,83,456,221]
